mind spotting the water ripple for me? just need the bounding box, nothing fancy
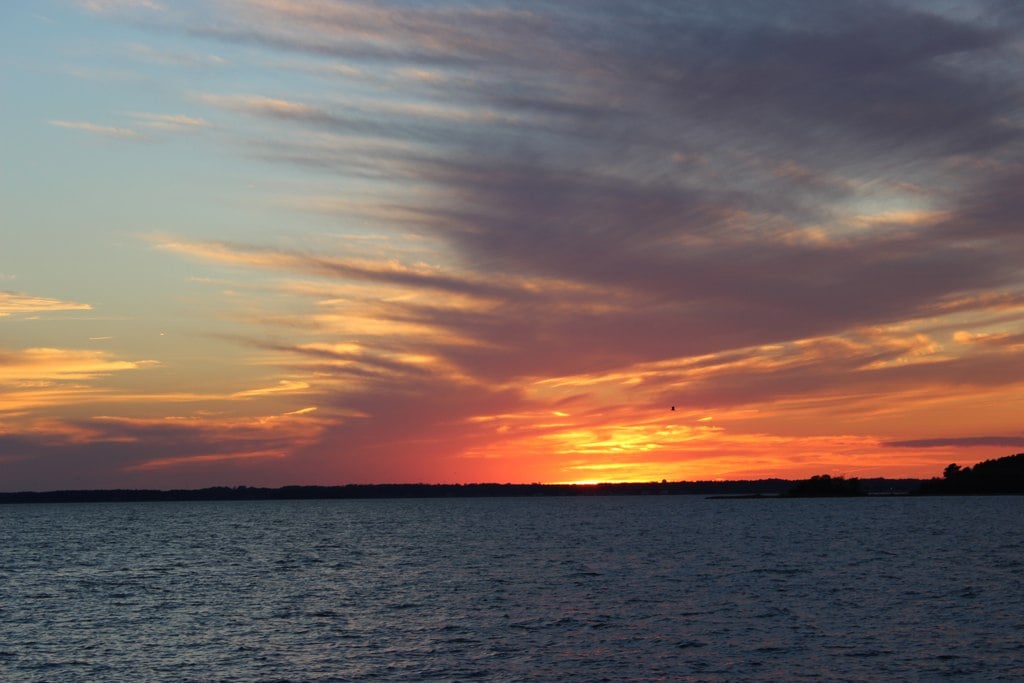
[1,496,1022,681]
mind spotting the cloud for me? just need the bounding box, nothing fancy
[954,330,1024,348]
[196,94,325,120]
[169,2,1024,385]
[195,91,531,148]
[50,114,210,139]
[77,0,161,14]
[0,347,160,421]
[193,1,552,67]
[231,379,310,398]
[0,409,327,490]
[174,1,1023,450]
[0,292,92,317]
[0,347,154,383]
[154,238,570,303]
[48,120,143,140]
[129,112,211,131]
[185,1,1019,163]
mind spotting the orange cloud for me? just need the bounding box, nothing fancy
[0,292,92,317]
[0,386,108,416]
[0,347,154,382]
[196,93,322,118]
[231,379,311,398]
[94,408,329,472]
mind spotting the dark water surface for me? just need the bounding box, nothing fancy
[2,495,1022,681]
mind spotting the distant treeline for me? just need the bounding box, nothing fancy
[783,452,1024,497]
[4,454,1021,504]
[916,452,1024,495]
[784,474,867,498]
[0,477,921,504]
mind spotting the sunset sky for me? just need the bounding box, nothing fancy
[3,0,1024,490]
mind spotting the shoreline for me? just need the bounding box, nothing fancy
[0,478,926,504]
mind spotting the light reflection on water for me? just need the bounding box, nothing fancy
[1,495,1022,681]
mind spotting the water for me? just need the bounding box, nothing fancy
[1,495,1022,681]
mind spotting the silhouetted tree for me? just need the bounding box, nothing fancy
[786,474,866,497]
[917,453,1024,495]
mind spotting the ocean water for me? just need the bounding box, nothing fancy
[1,495,1022,682]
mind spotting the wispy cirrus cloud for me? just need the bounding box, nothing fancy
[0,408,326,489]
[0,346,157,424]
[0,347,154,383]
[77,0,162,14]
[0,292,92,317]
[154,238,589,304]
[50,113,209,139]
[129,112,210,131]
[196,94,324,120]
[49,119,143,140]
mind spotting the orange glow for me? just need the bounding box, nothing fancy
[6,317,1022,485]
[450,376,1024,484]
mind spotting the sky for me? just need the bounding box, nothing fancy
[2,0,1024,490]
